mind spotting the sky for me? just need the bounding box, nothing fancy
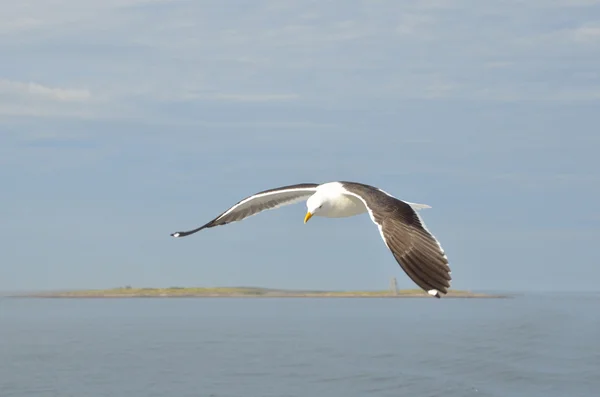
[1,0,599,293]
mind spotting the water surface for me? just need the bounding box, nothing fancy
[1,294,598,397]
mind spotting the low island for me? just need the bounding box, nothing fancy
[20,286,508,299]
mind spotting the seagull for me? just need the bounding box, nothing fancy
[170,181,451,298]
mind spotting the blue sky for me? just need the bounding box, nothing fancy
[1,0,599,293]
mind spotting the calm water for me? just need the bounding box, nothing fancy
[1,294,599,397]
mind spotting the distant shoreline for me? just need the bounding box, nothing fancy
[12,286,510,299]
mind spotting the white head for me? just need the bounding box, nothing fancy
[304,192,328,223]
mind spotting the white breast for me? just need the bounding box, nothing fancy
[323,193,368,218]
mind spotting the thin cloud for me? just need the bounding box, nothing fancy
[0,17,42,33]
[0,79,96,119]
[2,0,600,119]
[0,80,91,102]
[570,24,600,43]
[213,93,299,102]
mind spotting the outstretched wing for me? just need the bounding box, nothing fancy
[171,183,319,238]
[340,181,451,298]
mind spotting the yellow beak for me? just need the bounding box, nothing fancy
[304,211,313,223]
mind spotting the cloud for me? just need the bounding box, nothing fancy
[570,24,600,43]
[212,93,299,102]
[0,17,42,34]
[0,79,97,119]
[521,22,600,48]
[0,80,90,101]
[1,0,600,122]
[548,0,600,6]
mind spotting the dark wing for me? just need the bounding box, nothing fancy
[340,181,451,298]
[171,183,319,237]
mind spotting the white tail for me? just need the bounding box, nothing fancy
[406,202,431,210]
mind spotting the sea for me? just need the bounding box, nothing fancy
[1,293,598,397]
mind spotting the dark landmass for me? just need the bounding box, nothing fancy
[14,286,510,299]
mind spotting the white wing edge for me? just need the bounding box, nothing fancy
[213,187,319,223]
[171,186,319,237]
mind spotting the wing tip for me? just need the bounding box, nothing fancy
[171,232,182,238]
[428,289,441,299]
